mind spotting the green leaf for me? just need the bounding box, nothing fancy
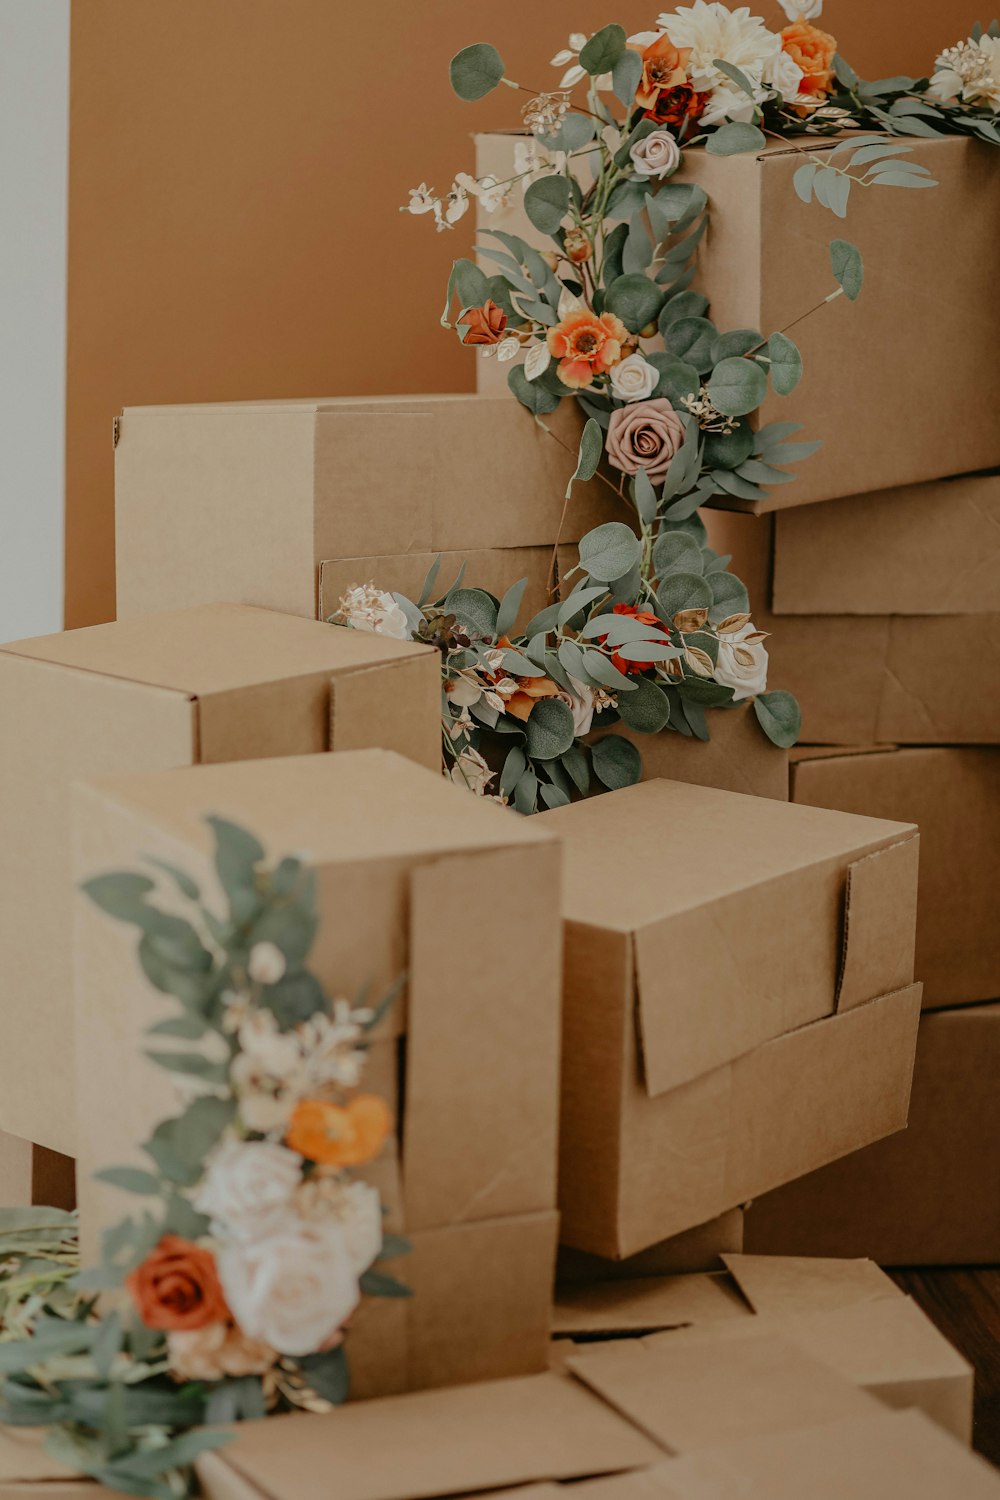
[712,58,758,97]
[145,857,200,901]
[652,531,704,577]
[208,816,264,922]
[204,1376,267,1425]
[833,51,859,88]
[359,1268,413,1298]
[0,1322,93,1371]
[703,420,755,470]
[452,258,491,312]
[500,746,528,799]
[711,328,762,363]
[767,332,802,396]
[582,650,636,693]
[793,163,816,204]
[580,23,626,74]
[867,167,937,187]
[558,583,610,628]
[754,690,802,748]
[525,698,576,761]
[144,1095,235,1188]
[524,175,571,235]
[80,872,156,925]
[678,677,734,707]
[659,290,709,328]
[612,47,643,107]
[829,238,863,301]
[514,767,538,815]
[578,523,642,583]
[706,122,766,155]
[146,1012,211,1040]
[604,273,663,334]
[540,782,570,810]
[298,1347,351,1404]
[508,364,561,416]
[616,679,671,734]
[707,356,767,417]
[540,113,596,153]
[814,167,850,218]
[94,1167,161,1196]
[450,42,505,100]
[566,418,604,497]
[633,468,657,527]
[591,735,643,790]
[648,352,700,405]
[708,570,750,623]
[445,587,499,637]
[664,316,717,373]
[658,572,712,618]
[561,745,590,796]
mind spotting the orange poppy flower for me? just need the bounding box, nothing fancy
[546,309,628,390]
[286,1094,392,1167]
[781,21,837,95]
[634,36,692,110]
[458,299,508,346]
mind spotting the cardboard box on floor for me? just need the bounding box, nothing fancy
[538,779,920,1258]
[558,1210,744,1285]
[0,604,439,1159]
[72,749,561,1396]
[475,133,1000,510]
[746,1003,1000,1266]
[790,745,1000,1008]
[553,1252,974,1445]
[704,507,1000,744]
[113,396,609,623]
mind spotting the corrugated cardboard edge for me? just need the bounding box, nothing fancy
[329,653,442,774]
[836,834,919,1012]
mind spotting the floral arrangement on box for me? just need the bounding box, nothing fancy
[0,819,404,1499]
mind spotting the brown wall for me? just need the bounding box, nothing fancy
[66,0,970,626]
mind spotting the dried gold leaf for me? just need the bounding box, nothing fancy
[685,645,715,677]
[717,612,751,634]
[745,630,769,643]
[672,607,709,633]
[733,647,756,667]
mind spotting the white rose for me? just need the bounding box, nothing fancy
[560,676,597,738]
[219,1221,360,1357]
[767,49,805,101]
[332,1181,383,1275]
[713,622,769,701]
[194,1139,302,1241]
[449,747,495,796]
[629,130,682,179]
[610,354,660,404]
[247,941,286,986]
[777,0,823,20]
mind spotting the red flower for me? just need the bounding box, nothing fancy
[644,84,707,130]
[458,299,508,346]
[599,603,669,677]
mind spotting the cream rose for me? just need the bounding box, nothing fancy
[331,1180,383,1275]
[606,399,686,482]
[610,353,660,404]
[194,1140,302,1242]
[218,1221,359,1357]
[629,130,682,179]
[767,48,805,100]
[777,0,823,20]
[713,622,769,701]
[559,676,598,738]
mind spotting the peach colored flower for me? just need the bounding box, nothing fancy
[505,674,563,723]
[606,399,686,482]
[126,1235,229,1333]
[286,1094,392,1167]
[547,309,628,389]
[780,21,837,95]
[168,1321,277,1381]
[634,35,692,110]
[458,299,508,346]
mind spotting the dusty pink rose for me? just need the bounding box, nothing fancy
[605,399,686,482]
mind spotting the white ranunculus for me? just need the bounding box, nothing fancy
[194,1139,302,1242]
[247,941,286,986]
[777,0,823,19]
[610,354,660,404]
[219,1221,360,1357]
[629,130,682,179]
[338,584,411,641]
[767,48,805,101]
[713,622,769,701]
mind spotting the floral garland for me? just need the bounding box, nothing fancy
[0,819,404,1499]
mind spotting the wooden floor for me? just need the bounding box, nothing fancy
[892,1268,1000,1466]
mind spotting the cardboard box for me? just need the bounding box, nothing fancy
[114,396,611,622]
[553,1252,974,1445]
[476,133,1000,510]
[746,1003,1000,1265]
[0,1427,120,1498]
[704,508,1000,744]
[538,779,920,1257]
[72,749,562,1394]
[557,1210,744,1285]
[0,603,439,1158]
[0,1137,74,1211]
[790,746,1000,1007]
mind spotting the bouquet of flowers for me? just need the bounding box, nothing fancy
[0,819,404,1498]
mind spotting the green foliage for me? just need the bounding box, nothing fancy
[525,698,576,760]
[580,24,627,74]
[449,43,505,100]
[604,273,664,333]
[578,523,643,584]
[830,239,864,300]
[524,175,571,235]
[754,690,802,748]
[706,122,766,155]
[591,735,643,790]
[707,356,768,417]
[566,418,604,497]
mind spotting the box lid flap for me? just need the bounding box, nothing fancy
[552,1271,747,1337]
[722,1254,897,1315]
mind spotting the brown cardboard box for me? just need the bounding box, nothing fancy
[554,1253,974,1444]
[705,508,1000,744]
[114,396,609,622]
[0,604,439,1158]
[538,779,920,1257]
[72,749,562,1394]
[746,1003,1000,1266]
[0,1138,75,1212]
[557,1210,744,1285]
[476,134,1000,510]
[790,746,1000,1007]
[586,701,788,803]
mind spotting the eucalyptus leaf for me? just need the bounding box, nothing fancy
[616,677,671,733]
[566,418,604,497]
[524,175,571,235]
[657,571,712,618]
[708,570,750,623]
[652,530,704,577]
[707,356,767,417]
[450,42,505,101]
[578,522,642,583]
[830,239,864,301]
[507,364,561,416]
[591,735,643,789]
[706,122,766,155]
[767,332,803,396]
[580,23,626,74]
[664,316,717,373]
[525,698,576,760]
[604,273,663,333]
[612,46,643,107]
[445,587,499,637]
[754,690,802,748]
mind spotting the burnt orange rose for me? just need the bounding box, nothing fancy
[286,1094,392,1167]
[634,36,691,110]
[781,21,837,95]
[458,299,508,346]
[599,603,669,677]
[126,1235,229,1332]
[646,84,707,129]
[546,309,628,390]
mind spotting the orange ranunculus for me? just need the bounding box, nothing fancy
[600,603,669,677]
[286,1094,392,1167]
[646,83,707,130]
[546,310,628,390]
[634,35,691,111]
[781,21,837,95]
[458,299,508,346]
[126,1235,229,1333]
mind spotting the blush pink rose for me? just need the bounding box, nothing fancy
[605,399,686,482]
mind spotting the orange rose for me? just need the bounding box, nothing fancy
[781,21,837,95]
[546,309,628,390]
[599,603,668,677]
[634,35,691,110]
[126,1235,229,1332]
[458,299,508,346]
[646,84,707,129]
[286,1094,392,1167]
